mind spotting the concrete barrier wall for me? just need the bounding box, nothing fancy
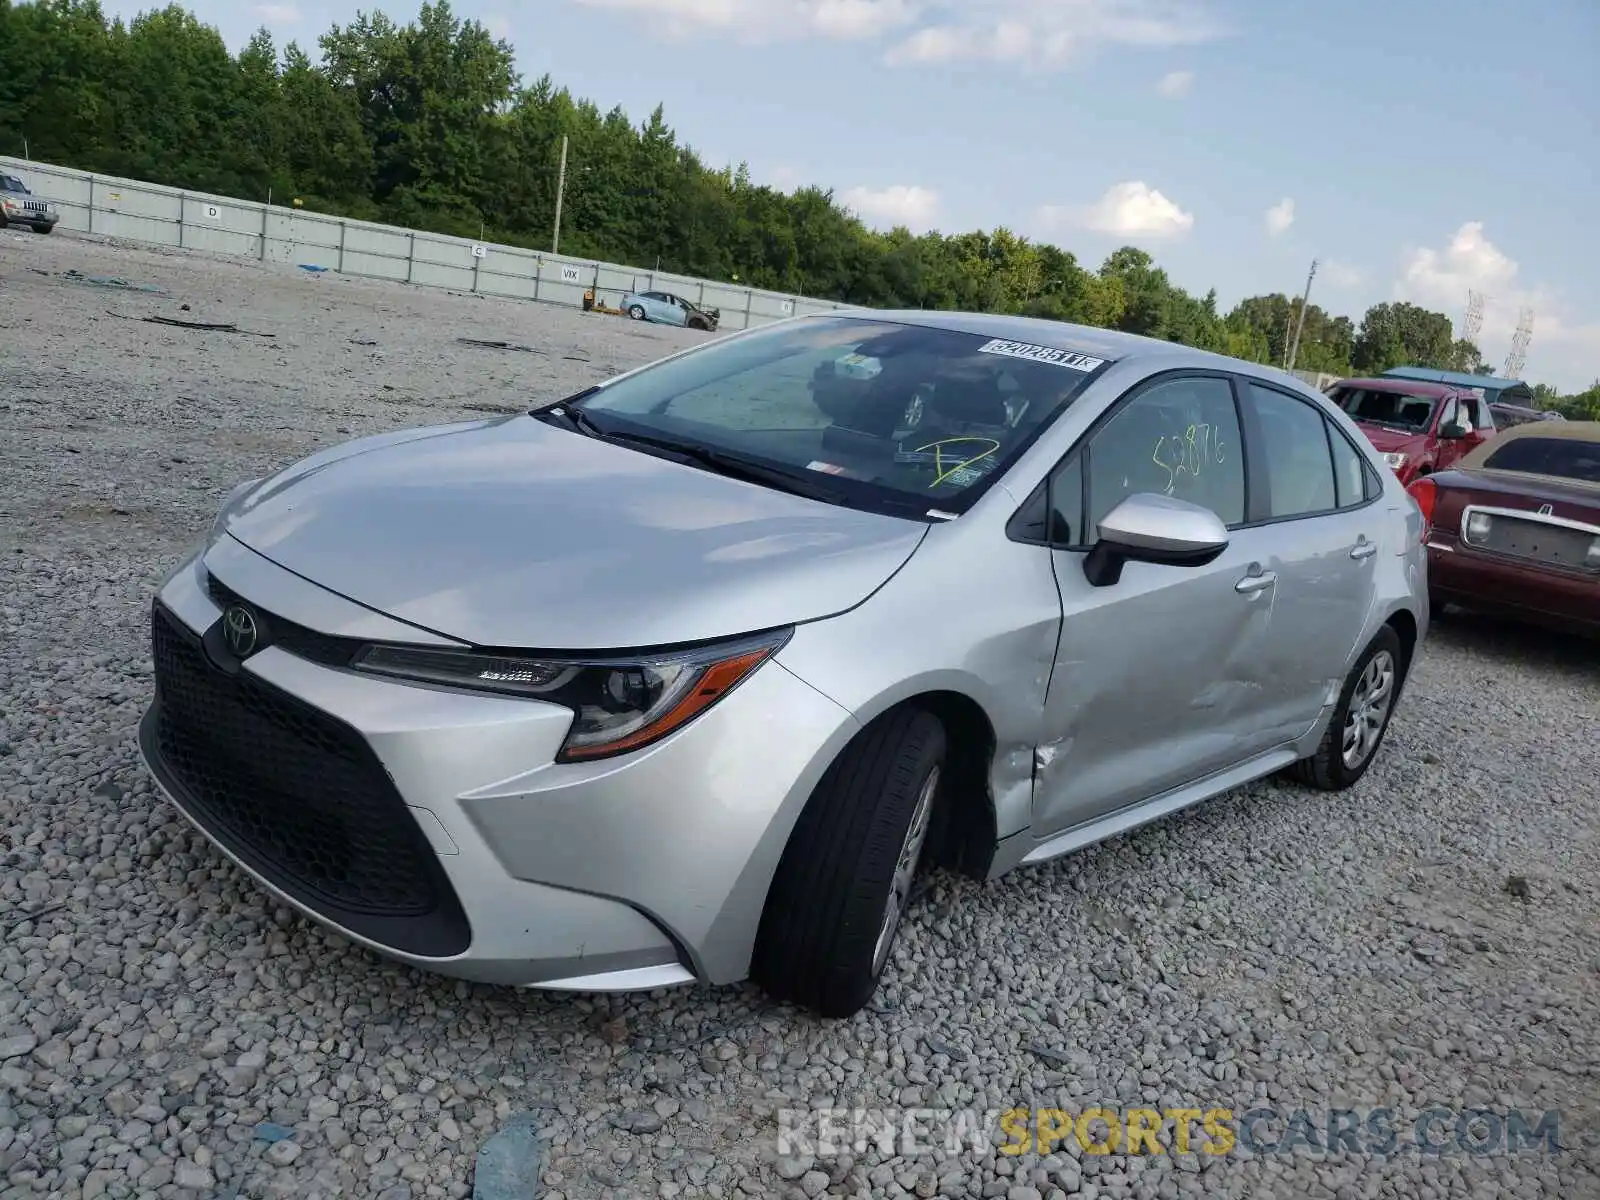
[1,156,853,331]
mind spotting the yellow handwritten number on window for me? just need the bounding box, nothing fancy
[913,438,1002,488]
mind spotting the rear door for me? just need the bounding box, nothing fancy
[1236,378,1386,737]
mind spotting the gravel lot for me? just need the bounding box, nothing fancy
[1,230,1597,1200]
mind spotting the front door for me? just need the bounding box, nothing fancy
[1032,373,1284,838]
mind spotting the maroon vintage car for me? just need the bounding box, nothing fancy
[1408,420,1600,636]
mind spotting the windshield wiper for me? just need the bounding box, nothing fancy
[534,400,610,439]
[600,430,846,503]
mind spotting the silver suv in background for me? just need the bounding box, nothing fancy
[0,173,58,234]
[138,313,1429,1018]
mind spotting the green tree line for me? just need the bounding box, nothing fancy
[2,0,1594,416]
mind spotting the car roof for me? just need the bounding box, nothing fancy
[1333,377,1459,399]
[817,309,1279,374]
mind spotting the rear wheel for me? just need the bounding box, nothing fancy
[752,708,945,1018]
[1286,625,1402,791]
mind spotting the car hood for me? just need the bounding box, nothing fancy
[1353,423,1428,454]
[219,416,928,649]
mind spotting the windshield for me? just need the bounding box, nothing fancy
[0,175,28,193]
[1482,436,1600,484]
[565,315,1109,518]
[1331,386,1437,432]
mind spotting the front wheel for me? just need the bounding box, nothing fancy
[752,708,946,1018]
[33,224,53,235]
[627,304,645,320]
[1285,625,1403,791]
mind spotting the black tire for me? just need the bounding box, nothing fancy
[1286,625,1403,791]
[752,708,946,1018]
[687,317,709,331]
[627,304,645,320]
[33,224,52,235]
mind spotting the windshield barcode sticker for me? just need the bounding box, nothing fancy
[977,339,1105,372]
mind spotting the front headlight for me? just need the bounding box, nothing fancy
[1383,452,1409,471]
[1587,536,1600,569]
[351,629,792,762]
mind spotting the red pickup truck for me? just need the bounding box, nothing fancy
[1325,377,1498,486]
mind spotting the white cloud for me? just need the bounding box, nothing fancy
[1320,259,1366,289]
[1156,69,1194,97]
[249,2,301,20]
[1265,197,1294,238]
[1396,221,1517,307]
[570,0,916,42]
[571,0,1224,67]
[1392,222,1600,387]
[1039,180,1193,240]
[886,2,1221,68]
[766,165,803,191]
[841,184,940,231]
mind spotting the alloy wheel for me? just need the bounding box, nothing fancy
[1341,650,1396,770]
[872,764,938,975]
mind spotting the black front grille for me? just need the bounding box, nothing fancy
[206,573,364,668]
[144,602,470,957]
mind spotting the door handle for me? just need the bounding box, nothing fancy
[1349,539,1377,561]
[1235,571,1277,594]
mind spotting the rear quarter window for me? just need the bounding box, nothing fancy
[1483,437,1600,484]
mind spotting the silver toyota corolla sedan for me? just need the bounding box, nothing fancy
[138,311,1428,1018]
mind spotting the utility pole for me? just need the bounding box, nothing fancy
[551,135,569,255]
[1285,258,1318,372]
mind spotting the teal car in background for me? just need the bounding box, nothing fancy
[621,289,720,331]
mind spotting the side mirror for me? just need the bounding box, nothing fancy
[1439,420,1469,439]
[1083,493,1230,588]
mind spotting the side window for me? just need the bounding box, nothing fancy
[1327,422,1370,509]
[1047,455,1084,545]
[1079,375,1245,539]
[1439,397,1458,429]
[1242,382,1337,519]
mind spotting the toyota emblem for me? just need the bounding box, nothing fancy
[222,604,260,658]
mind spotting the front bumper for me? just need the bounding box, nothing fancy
[138,537,861,989]
[2,207,56,227]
